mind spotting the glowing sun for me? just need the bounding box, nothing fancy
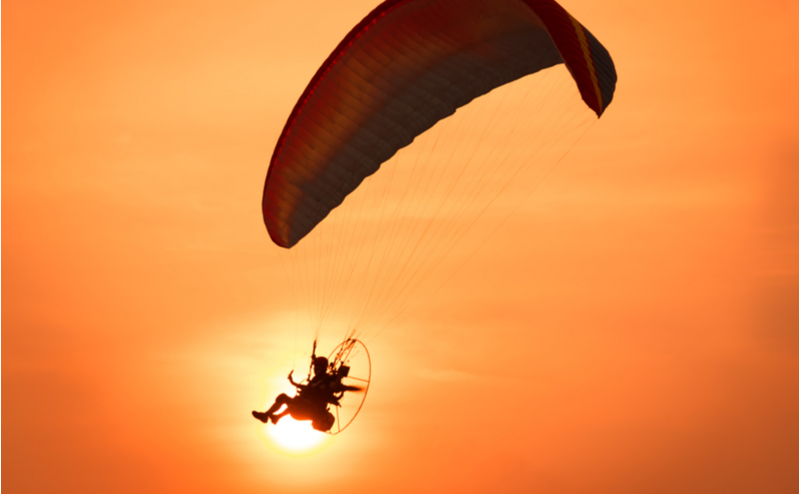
[267,417,327,453]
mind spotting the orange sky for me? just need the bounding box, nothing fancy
[3,0,798,492]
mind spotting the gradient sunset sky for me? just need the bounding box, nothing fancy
[3,0,798,492]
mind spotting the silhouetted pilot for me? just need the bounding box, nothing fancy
[252,356,339,432]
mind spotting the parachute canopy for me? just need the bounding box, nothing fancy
[263,0,617,248]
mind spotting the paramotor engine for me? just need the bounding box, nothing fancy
[325,338,371,434]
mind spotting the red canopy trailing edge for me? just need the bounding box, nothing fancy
[263,0,617,248]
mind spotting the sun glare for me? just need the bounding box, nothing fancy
[266,417,328,454]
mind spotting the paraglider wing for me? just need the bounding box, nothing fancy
[263,0,617,248]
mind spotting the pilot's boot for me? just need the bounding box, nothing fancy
[252,411,271,423]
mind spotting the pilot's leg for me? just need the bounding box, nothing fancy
[252,393,292,423]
